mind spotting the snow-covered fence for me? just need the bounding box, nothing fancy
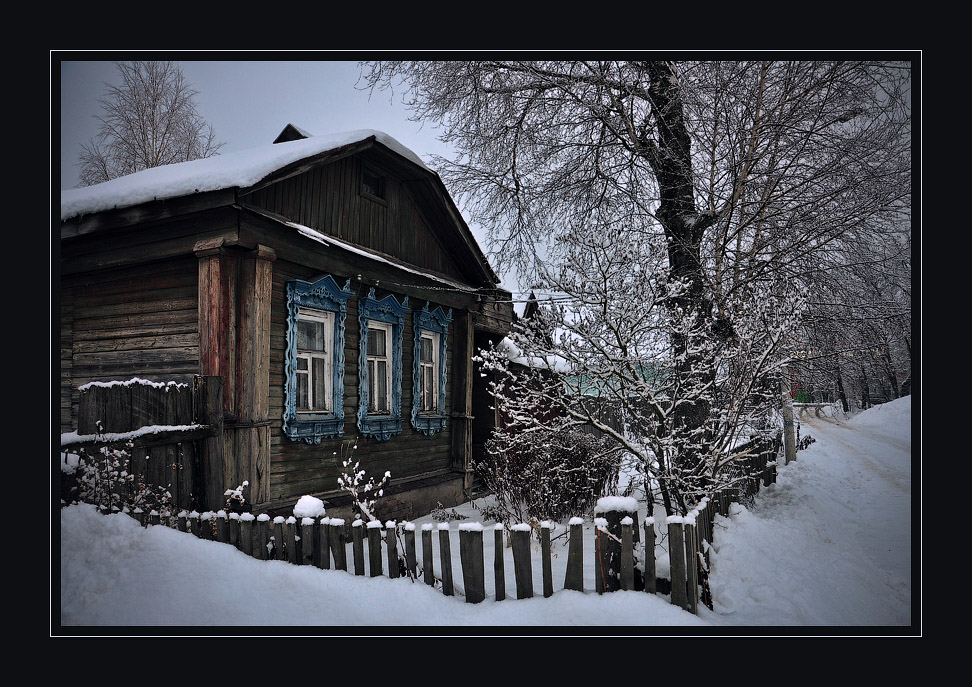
[722,433,782,501]
[61,376,224,511]
[127,494,744,617]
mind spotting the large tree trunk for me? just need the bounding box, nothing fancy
[645,62,718,513]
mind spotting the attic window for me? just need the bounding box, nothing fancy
[361,168,385,200]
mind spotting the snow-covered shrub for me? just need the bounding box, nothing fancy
[478,425,624,524]
[430,502,468,522]
[334,440,390,523]
[70,421,173,516]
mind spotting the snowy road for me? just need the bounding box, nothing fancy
[703,402,913,628]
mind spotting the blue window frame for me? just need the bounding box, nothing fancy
[283,274,353,443]
[357,288,408,441]
[412,303,451,435]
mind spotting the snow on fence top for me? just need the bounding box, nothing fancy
[594,496,639,513]
[78,377,188,391]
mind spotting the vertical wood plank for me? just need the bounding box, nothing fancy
[330,519,348,571]
[239,514,254,556]
[541,522,554,598]
[459,525,485,603]
[367,522,383,577]
[685,521,699,615]
[564,519,584,592]
[668,519,688,610]
[256,514,270,560]
[385,521,399,579]
[621,519,634,591]
[422,525,435,586]
[272,517,285,560]
[318,517,331,569]
[438,524,454,596]
[493,525,506,601]
[352,521,366,575]
[511,526,533,599]
[301,519,316,566]
[643,519,657,594]
[404,524,417,579]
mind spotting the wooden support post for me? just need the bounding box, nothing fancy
[459,525,485,603]
[511,525,534,599]
[330,520,347,571]
[564,519,584,592]
[385,522,399,579]
[621,518,634,591]
[541,522,554,598]
[438,525,454,596]
[367,522,383,577]
[318,518,331,569]
[668,518,688,610]
[301,519,316,566]
[193,375,224,512]
[422,525,435,585]
[178,511,189,533]
[684,520,699,615]
[404,524,417,579]
[643,519,657,594]
[352,521,366,575]
[255,515,270,560]
[493,524,506,601]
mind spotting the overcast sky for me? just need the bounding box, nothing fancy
[57,59,456,191]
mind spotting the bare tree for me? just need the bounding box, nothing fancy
[77,61,224,186]
[361,59,912,515]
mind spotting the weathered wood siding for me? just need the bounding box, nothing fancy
[245,156,465,282]
[268,259,456,513]
[60,258,200,433]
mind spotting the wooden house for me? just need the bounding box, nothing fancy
[58,127,514,521]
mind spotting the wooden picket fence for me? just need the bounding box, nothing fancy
[129,480,755,615]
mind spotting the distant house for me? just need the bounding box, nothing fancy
[59,126,514,520]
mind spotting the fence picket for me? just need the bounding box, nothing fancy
[565,519,584,592]
[668,519,688,610]
[541,523,554,598]
[494,524,506,601]
[422,525,435,585]
[438,525,454,596]
[352,521,365,575]
[459,525,485,603]
[511,525,533,599]
[385,521,399,579]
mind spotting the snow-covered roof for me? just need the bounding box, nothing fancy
[60,129,429,222]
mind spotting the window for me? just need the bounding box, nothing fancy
[283,274,353,443]
[412,303,451,435]
[418,331,439,413]
[366,321,392,414]
[361,167,385,201]
[357,288,408,441]
[296,310,333,412]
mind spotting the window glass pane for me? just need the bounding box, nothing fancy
[421,336,433,363]
[298,319,325,351]
[376,360,388,412]
[423,366,435,410]
[367,327,386,357]
[312,358,328,410]
[297,357,308,371]
[297,372,309,409]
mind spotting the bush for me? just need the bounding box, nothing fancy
[477,426,623,524]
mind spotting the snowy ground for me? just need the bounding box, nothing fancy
[54,396,915,635]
